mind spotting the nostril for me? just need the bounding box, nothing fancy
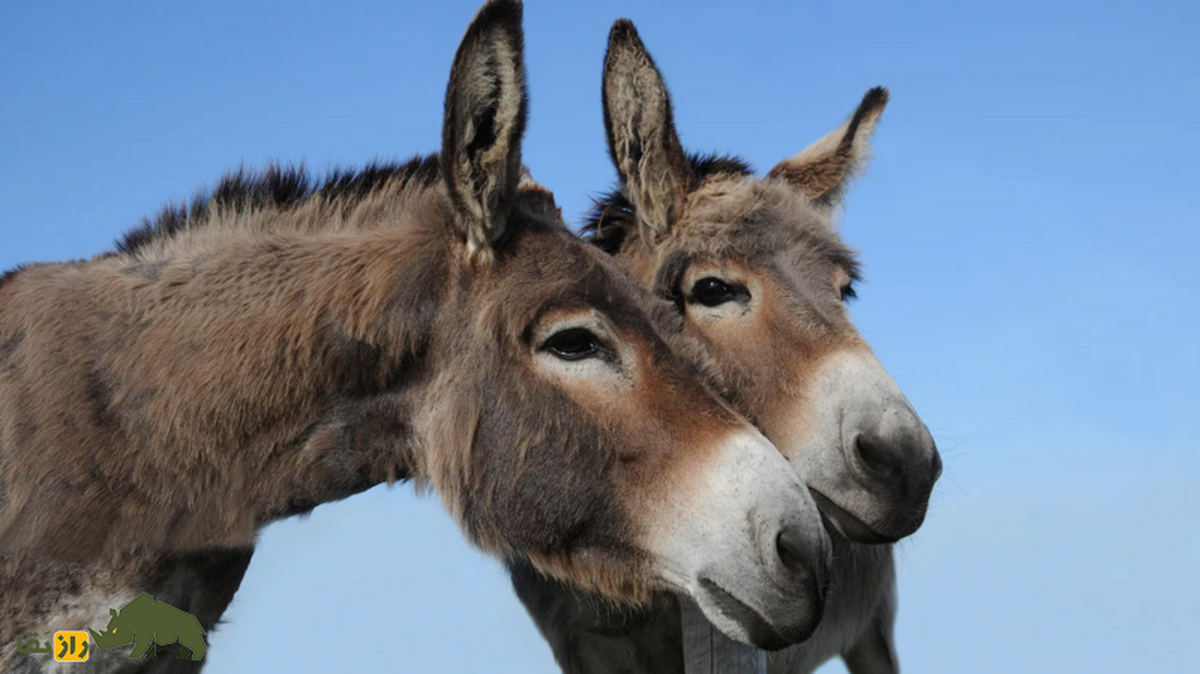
[854,433,897,477]
[930,450,944,483]
[777,527,830,602]
[775,527,812,578]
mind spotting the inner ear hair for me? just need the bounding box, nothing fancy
[442,0,529,259]
[602,19,692,242]
[768,87,889,210]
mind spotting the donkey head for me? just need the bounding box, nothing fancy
[591,20,941,544]
[418,1,829,649]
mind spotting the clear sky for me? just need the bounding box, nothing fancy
[2,1,1197,672]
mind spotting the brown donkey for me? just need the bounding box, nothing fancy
[510,20,942,674]
[0,4,832,671]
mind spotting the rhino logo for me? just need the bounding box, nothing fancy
[87,592,206,660]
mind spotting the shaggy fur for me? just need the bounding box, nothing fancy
[512,19,940,674]
[0,4,779,671]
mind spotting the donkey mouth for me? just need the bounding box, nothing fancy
[697,577,817,650]
[809,489,897,545]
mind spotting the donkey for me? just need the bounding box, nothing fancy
[510,19,942,674]
[0,3,833,672]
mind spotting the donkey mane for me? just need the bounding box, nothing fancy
[582,153,752,254]
[116,155,443,255]
[0,266,25,293]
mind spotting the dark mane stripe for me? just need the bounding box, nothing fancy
[688,153,755,181]
[582,153,752,254]
[116,154,443,255]
[0,265,27,292]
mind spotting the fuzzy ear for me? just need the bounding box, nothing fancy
[768,87,889,212]
[602,19,692,242]
[442,0,528,259]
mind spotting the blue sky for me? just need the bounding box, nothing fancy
[2,1,1197,672]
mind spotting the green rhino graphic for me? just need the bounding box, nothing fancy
[87,592,206,660]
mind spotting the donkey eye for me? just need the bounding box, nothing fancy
[689,277,743,307]
[839,283,857,302]
[542,328,605,361]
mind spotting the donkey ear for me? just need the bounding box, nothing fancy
[768,87,889,212]
[442,0,528,259]
[602,19,692,242]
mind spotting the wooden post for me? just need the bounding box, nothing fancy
[680,599,767,674]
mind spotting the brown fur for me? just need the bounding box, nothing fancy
[512,18,939,674]
[587,173,869,447]
[0,4,778,670]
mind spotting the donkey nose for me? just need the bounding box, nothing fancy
[850,425,941,503]
[776,526,829,594]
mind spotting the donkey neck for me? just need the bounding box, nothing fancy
[0,220,449,567]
